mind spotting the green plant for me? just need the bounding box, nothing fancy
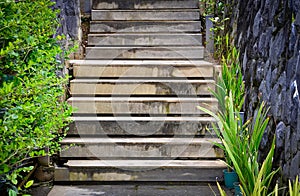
[212,46,245,114]
[199,46,244,171]
[0,0,72,194]
[199,95,278,196]
[288,176,300,196]
[199,0,216,16]
[198,93,246,171]
[217,182,227,196]
[200,0,233,61]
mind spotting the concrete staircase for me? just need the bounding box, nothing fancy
[54,0,226,184]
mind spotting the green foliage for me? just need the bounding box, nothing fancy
[198,45,277,195]
[216,182,227,196]
[199,96,278,196]
[0,0,72,194]
[200,0,233,61]
[211,46,244,116]
[288,176,300,196]
[199,46,244,170]
[199,0,216,16]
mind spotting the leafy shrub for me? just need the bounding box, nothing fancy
[0,0,72,194]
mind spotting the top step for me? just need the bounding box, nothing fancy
[93,0,199,10]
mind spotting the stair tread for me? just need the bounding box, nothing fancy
[65,159,226,168]
[92,9,199,11]
[61,137,221,144]
[85,46,204,59]
[90,21,201,33]
[87,33,202,46]
[71,116,216,121]
[86,46,204,49]
[92,0,199,10]
[91,10,200,21]
[70,79,215,83]
[88,33,202,35]
[91,20,201,22]
[48,185,229,196]
[68,97,217,102]
[69,59,213,66]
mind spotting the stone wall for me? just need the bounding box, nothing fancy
[53,0,82,55]
[232,0,300,180]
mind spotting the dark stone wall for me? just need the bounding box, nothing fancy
[52,0,82,75]
[53,0,82,49]
[232,0,300,180]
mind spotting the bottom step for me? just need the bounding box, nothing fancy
[48,184,233,196]
[54,160,226,182]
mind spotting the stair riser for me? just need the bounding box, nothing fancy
[93,0,199,9]
[92,10,199,21]
[60,143,223,158]
[73,65,214,78]
[70,82,214,96]
[55,167,223,182]
[69,121,212,136]
[69,100,217,115]
[90,21,201,33]
[85,47,204,59]
[88,34,202,46]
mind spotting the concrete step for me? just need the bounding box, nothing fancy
[88,33,202,46]
[92,9,200,21]
[68,97,217,115]
[48,185,232,196]
[93,0,199,10]
[90,21,201,33]
[85,46,204,60]
[68,116,215,136]
[59,138,223,159]
[70,60,214,78]
[54,160,226,182]
[70,79,215,96]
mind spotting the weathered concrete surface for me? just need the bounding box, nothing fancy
[93,0,199,9]
[68,116,215,136]
[90,21,201,33]
[65,160,226,168]
[70,79,215,96]
[60,138,223,159]
[54,159,225,182]
[55,168,224,182]
[92,10,200,21]
[68,97,217,114]
[88,33,202,46]
[55,0,222,186]
[48,184,231,196]
[71,60,214,78]
[85,46,204,60]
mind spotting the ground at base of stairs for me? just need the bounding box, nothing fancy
[47,184,233,196]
